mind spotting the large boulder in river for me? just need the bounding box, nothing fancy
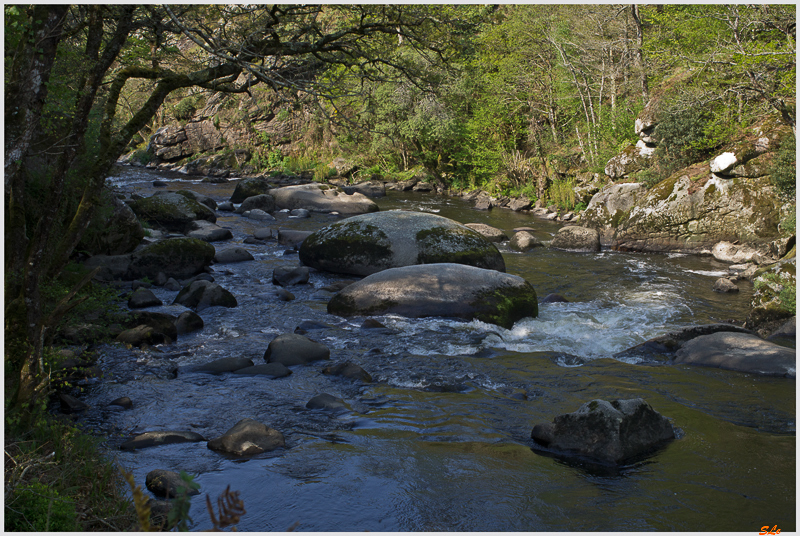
[674,332,795,378]
[79,192,145,255]
[531,398,675,465]
[264,333,330,366]
[207,418,285,456]
[128,192,216,233]
[173,280,237,311]
[186,220,233,242]
[328,263,538,329]
[299,211,506,276]
[550,226,601,252]
[269,183,379,214]
[128,238,215,280]
[235,194,276,214]
[230,177,272,203]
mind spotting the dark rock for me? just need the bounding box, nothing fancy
[306,393,348,411]
[175,311,204,334]
[275,288,295,301]
[613,323,759,361]
[214,247,254,264]
[531,398,675,465]
[232,363,292,378]
[186,221,233,242]
[264,333,330,366]
[126,312,178,342]
[235,194,276,214]
[277,229,313,248]
[131,280,152,290]
[207,418,285,456]
[154,272,168,286]
[541,293,569,304]
[290,208,311,218]
[254,228,275,240]
[146,469,200,498]
[173,280,237,311]
[361,318,387,329]
[231,177,273,204]
[116,325,169,347]
[83,254,133,281]
[674,332,796,377]
[164,278,182,291]
[128,288,163,308]
[129,238,215,280]
[294,320,332,334]
[78,192,145,255]
[322,362,372,383]
[509,197,533,212]
[272,265,310,286]
[217,201,235,212]
[244,209,276,221]
[109,396,133,409]
[120,430,206,451]
[342,181,386,198]
[129,192,216,233]
[767,316,796,348]
[328,263,538,329]
[59,393,90,413]
[175,189,217,210]
[184,357,254,375]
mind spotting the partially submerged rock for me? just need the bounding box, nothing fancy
[299,210,506,276]
[327,263,538,329]
[146,469,200,498]
[509,231,543,252]
[120,430,206,451]
[173,280,237,311]
[129,238,215,280]
[464,223,508,242]
[270,183,378,214]
[674,332,795,378]
[264,333,330,366]
[531,398,675,465]
[129,192,216,233]
[549,226,601,252]
[207,418,285,456]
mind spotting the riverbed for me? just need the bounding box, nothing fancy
[75,166,795,531]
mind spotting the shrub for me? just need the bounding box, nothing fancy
[770,135,796,199]
[546,178,577,210]
[5,482,79,531]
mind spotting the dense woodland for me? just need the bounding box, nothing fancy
[3,5,796,530]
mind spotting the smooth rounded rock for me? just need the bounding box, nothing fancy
[674,331,795,377]
[509,231,543,252]
[128,288,163,309]
[146,469,200,498]
[207,418,285,456]
[550,226,601,252]
[120,430,206,451]
[173,280,237,311]
[270,183,378,214]
[464,223,508,242]
[214,247,255,264]
[264,333,330,366]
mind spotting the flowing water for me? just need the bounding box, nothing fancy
[76,166,795,531]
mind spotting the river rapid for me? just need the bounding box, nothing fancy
[76,165,795,531]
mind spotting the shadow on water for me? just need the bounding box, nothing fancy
[76,167,795,531]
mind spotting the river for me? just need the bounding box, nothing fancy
[75,165,795,531]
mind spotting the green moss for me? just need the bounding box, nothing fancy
[416,227,505,271]
[299,221,392,272]
[327,292,399,316]
[470,283,538,329]
[588,401,599,411]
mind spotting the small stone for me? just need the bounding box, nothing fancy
[713,278,739,293]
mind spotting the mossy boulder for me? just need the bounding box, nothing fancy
[129,238,215,280]
[299,211,506,276]
[269,183,379,214]
[327,263,537,329]
[79,192,145,255]
[230,177,273,203]
[129,192,216,233]
[746,251,796,333]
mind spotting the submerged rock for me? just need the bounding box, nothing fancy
[327,263,537,329]
[322,361,372,383]
[299,210,506,276]
[674,332,795,378]
[531,398,675,465]
[232,362,292,378]
[306,393,347,411]
[207,418,285,456]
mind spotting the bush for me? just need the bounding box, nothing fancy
[770,135,796,199]
[5,482,79,531]
[546,178,577,210]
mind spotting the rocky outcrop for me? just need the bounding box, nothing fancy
[299,211,506,276]
[746,250,796,332]
[604,144,652,180]
[129,193,216,233]
[327,263,538,329]
[581,183,647,246]
[531,398,675,465]
[206,418,285,456]
[674,332,795,378]
[270,183,379,214]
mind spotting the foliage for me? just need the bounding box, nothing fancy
[5,481,79,531]
[167,472,201,531]
[770,135,796,199]
[546,178,578,210]
[205,486,247,531]
[754,272,797,315]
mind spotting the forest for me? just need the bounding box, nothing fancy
[4,4,796,531]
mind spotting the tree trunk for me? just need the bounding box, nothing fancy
[630,4,649,102]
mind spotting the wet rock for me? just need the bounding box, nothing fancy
[674,332,795,377]
[128,288,163,308]
[164,277,182,291]
[264,333,330,366]
[184,357,254,374]
[235,194,276,214]
[146,469,200,498]
[214,247,254,264]
[613,323,756,361]
[232,362,292,378]
[277,229,313,248]
[109,396,133,409]
[342,181,386,198]
[541,293,569,304]
[509,197,532,212]
[464,223,508,242]
[154,272,168,286]
[328,263,538,329]
[550,226,601,252]
[767,316,796,348]
[299,211,505,276]
[207,418,285,456]
[186,220,233,242]
[713,278,739,293]
[270,183,379,214]
[323,362,372,383]
[509,231,543,252]
[175,311,204,334]
[126,312,178,341]
[148,499,175,531]
[129,238,215,280]
[294,320,332,333]
[306,393,347,411]
[217,201,235,212]
[173,280,237,311]
[59,393,90,413]
[272,265,310,286]
[120,430,206,451]
[244,209,276,221]
[254,228,275,240]
[116,325,169,347]
[129,192,216,233]
[230,177,272,204]
[531,398,675,465]
[175,189,217,210]
[276,288,295,301]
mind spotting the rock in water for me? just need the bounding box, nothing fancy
[327,263,537,329]
[550,226,601,252]
[270,183,378,214]
[206,418,285,456]
[173,280,237,311]
[673,332,795,377]
[146,469,200,498]
[531,398,675,465]
[299,210,505,276]
[264,333,330,366]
